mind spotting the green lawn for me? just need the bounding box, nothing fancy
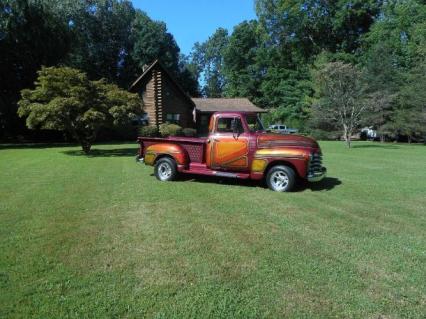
[0,141,425,318]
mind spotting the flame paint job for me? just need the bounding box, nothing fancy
[207,135,249,170]
[251,159,267,172]
[144,143,188,166]
[257,133,318,149]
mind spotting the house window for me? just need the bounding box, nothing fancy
[166,113,180,124]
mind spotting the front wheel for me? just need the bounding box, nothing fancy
[154,157,177,182]
[266,165,295,192]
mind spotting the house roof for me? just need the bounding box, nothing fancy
[192,98,267,113]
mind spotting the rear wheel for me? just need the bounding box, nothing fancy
[154,157,177,182]
[266,165,295,192]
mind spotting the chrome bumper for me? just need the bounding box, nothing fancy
[308,167,327,182]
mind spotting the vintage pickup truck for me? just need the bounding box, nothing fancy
[137,112,326,192]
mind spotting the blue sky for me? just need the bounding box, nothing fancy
[132,0,257,55]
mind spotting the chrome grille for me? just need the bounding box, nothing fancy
[308,153,323,176]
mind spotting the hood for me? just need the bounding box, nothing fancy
[257,132,319,149]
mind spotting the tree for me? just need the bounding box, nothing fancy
[191,28,229,97]
[312,62,368,148]
[255,0,382,60]
[394,62,426,143]
[18,67,142,153]
[362,43,401,141]
[223,20,264,103]
[56,0,136,85]
[128,10,180,79]
[362,0,426,141]
[0,0,71,138]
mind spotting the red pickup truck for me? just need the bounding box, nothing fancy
[137,112,326,192]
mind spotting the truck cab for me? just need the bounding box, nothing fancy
[137,112,326,192]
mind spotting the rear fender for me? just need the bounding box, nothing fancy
[144,143,189,167]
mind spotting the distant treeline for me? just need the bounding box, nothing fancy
[1,0,425,143]
[191,0,426,142]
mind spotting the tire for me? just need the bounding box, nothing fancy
[266,165,296,192]
[154,157,178,182]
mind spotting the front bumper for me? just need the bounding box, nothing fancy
[307,167,327,182]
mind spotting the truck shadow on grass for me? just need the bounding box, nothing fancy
[62,148,138,157]
[163,174,342,192]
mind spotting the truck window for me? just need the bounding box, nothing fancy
[246,115,264,132]
[217,117,243,133]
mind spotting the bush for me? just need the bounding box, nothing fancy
[138,125,158,137]
[159,123,182,137]
[182,128,197,137]
[308,129,341,140]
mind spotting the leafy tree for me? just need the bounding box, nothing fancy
[362,43,401,141]
[128,11,180,78]
[394,61,426,143]
[18,67,142,153]
[191,28,229,97]
[223,20,264,103]
[362,0,426,141]
[312,62,368,147]
[176,54,200,97]
[57,0,136,85]
[0,0,71,138]
[255,0,382,60]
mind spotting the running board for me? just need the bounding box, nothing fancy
[214,171,243,178]
[181,167,250,179]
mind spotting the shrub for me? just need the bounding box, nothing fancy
[138,125,158,137]
[182,128,197,137]
[308,129,340,141]
[159,123,182,137]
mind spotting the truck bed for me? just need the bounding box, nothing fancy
[137,136,207,163]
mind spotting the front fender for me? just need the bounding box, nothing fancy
[251,148,310,178]
[144,143,189,167]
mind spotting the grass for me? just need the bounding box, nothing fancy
[0,141,425,318]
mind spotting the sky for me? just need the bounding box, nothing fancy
[132,0,257,55]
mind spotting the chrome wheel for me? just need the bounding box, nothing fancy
[157,162,172,181]
[154,157,177,182]
[270,170,289,191]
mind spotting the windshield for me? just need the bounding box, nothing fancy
[246,115,265,132]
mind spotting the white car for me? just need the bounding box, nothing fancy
[268,124,298,134]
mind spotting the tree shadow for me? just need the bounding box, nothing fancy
[0,141,135,150]
[63,148,138,157]
[351,144,400,149]
[0,143,78,150]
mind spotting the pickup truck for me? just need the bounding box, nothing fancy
[269,124,298,134]
[137,112,326,192]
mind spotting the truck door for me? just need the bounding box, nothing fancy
[207,115,249,171]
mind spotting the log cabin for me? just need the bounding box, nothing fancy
[129,60,266,135]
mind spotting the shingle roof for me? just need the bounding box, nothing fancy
[192,98,266,113]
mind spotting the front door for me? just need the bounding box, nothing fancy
[208,116,249,171]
